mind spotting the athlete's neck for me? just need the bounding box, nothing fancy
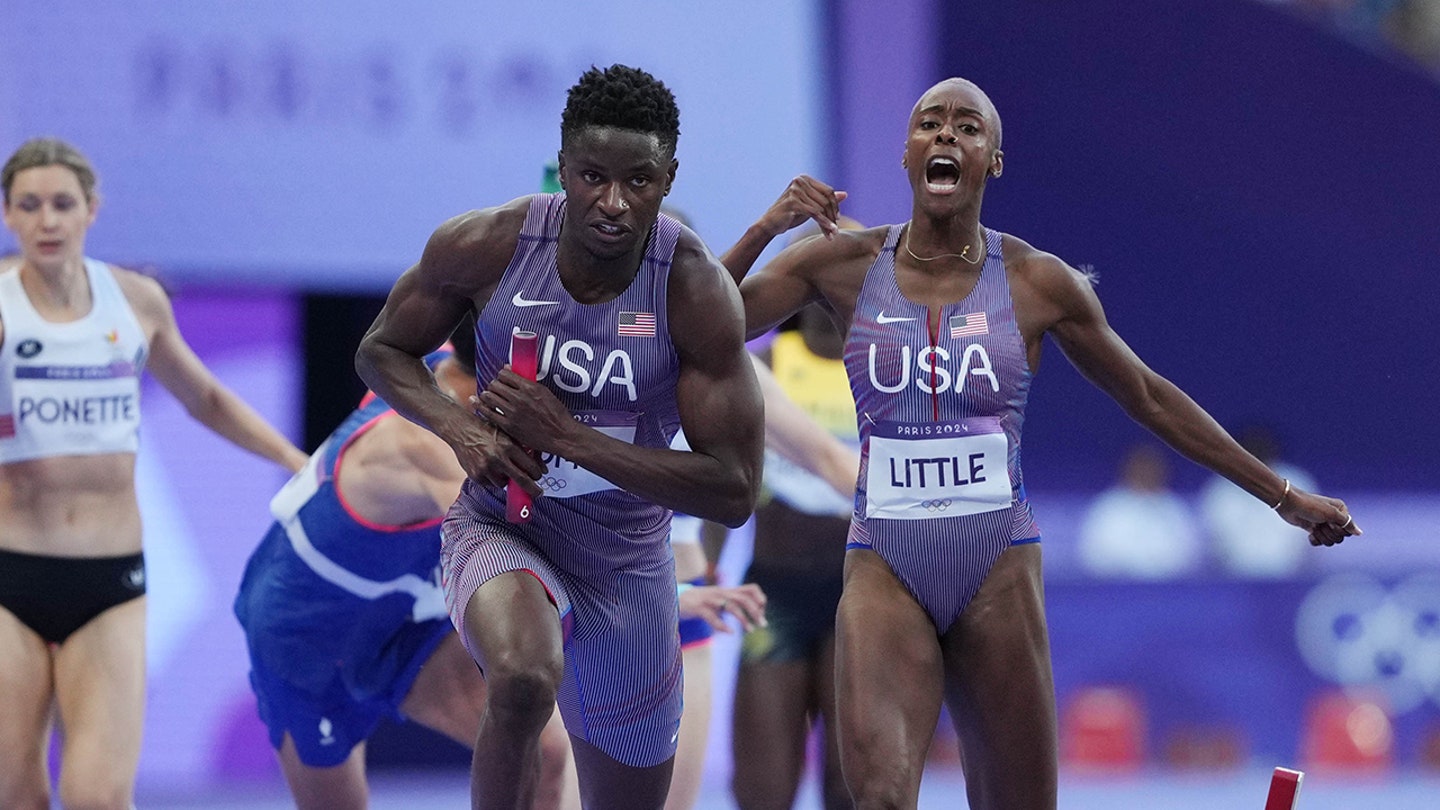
[20,258,92,315]
[555,243,645,305]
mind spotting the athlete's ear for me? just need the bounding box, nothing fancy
[989,150,1004,179]
[665,158,678,196]
[556,151,566,190]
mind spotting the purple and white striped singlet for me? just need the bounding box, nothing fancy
[441,192,685,768]
[844,224,1041,634]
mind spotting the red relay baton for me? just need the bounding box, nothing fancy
[505,330,540,523]
[1264,767,1304,810]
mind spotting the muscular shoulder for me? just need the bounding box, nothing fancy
[1001,233,1098,333]
[1002,234,1079,288]
[790,225,888,279]
[667,227,747,351]
[669,226,732,299]
[419,196,532,284]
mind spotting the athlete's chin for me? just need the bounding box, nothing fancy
[914,192,972,216]
[24,243,76,264]
[581,239,637,261]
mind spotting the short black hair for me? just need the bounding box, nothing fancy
[560,64,680,156]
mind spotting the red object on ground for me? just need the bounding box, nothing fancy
[505,330,539,523]
[1264,766,1304,810]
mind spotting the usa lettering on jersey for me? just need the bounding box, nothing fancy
[866,342,1000,395]
[537,336,638,402]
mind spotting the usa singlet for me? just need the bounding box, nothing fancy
[844,225,1040,634]
[0,258,147,463]
[442,192,685,768]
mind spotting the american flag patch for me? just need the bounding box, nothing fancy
[949,312,989,339]
[0,414,14,439]
[618,311,656,337]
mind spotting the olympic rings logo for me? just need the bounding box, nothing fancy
[540,476,568,491]
[921,499,953,512]
[1295,573,1440,713]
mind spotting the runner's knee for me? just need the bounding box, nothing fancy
[484,653,562,725]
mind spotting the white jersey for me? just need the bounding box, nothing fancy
[0,258,147,463]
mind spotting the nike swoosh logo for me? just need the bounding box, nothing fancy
[876,312,916,324]
[512,291,560,307]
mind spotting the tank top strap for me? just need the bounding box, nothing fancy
[882,223,905,253]
[520,193,564,239]
[0,266,23,320]
[82,258,124,312]
[855,224,906,310]
[647,212,683,267]
[981,225,1001,259]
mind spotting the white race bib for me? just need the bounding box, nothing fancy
[864,417,1011,520]
[538,410,638,498]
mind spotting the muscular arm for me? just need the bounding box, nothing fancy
[1031,257,1276,496]
[122,270,307,472]
[720,176,850,340]
[662,263,766,524]
[478,236,765,527]
[720,175,846,286]
[355,203,545,491]
[1019,249,1357,542]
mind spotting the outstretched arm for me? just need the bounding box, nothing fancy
[1033,253,1359,547]
[123,271,307,472]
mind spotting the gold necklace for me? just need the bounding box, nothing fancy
[903,227,984,265]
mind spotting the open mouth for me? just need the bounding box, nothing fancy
[592,221,628,239]
[924,157,961,192]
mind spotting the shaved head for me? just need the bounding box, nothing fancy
[913,78,1003,148]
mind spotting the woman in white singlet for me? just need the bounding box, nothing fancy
[0,138,307,810]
